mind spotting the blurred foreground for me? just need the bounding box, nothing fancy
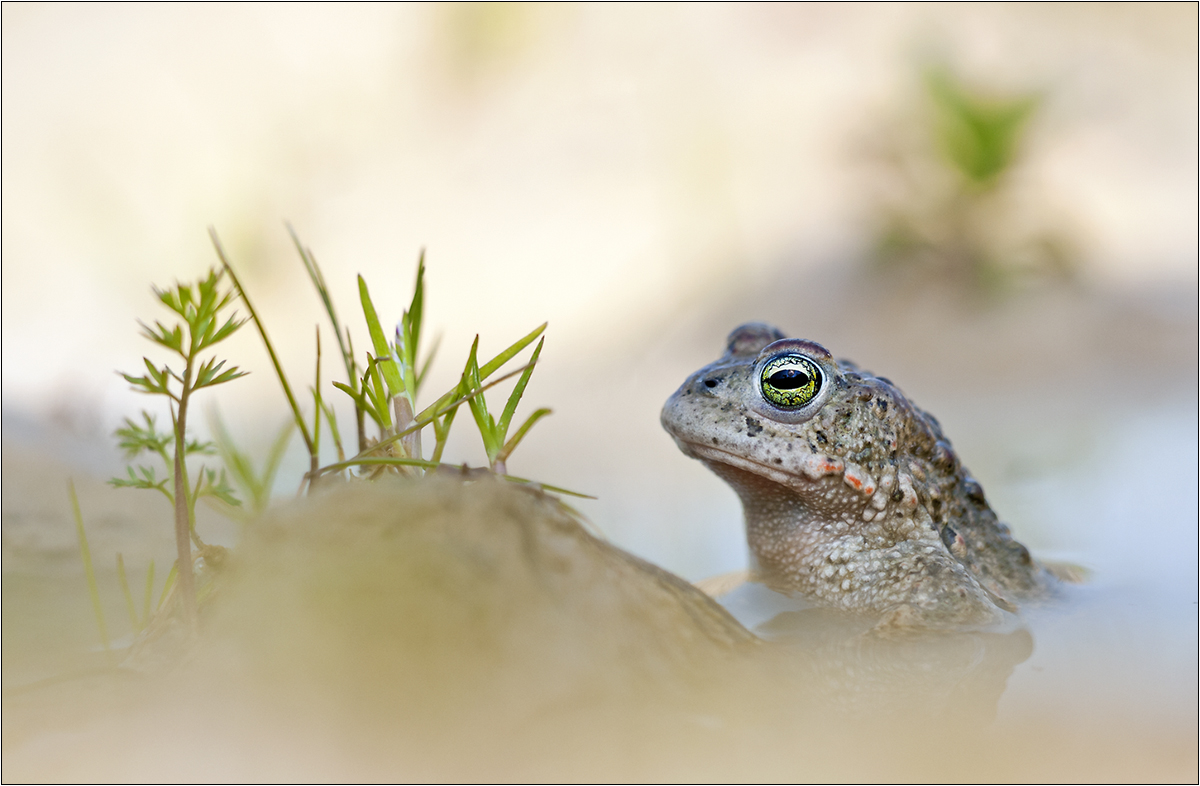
[4,479,1194,782]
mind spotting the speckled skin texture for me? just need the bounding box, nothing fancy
[662,323,1050,629]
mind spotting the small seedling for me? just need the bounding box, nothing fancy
[112,267,247,630]
[314,321,554,483]
[223,227,564,488]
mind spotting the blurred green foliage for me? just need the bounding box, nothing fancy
[873,63,1076,291]
[926,66,1040,191]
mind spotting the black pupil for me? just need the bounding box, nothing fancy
[768,369,811,389]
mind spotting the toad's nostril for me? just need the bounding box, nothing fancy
[704,378,719,388]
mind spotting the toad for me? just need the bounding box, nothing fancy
[661,323,1052,629]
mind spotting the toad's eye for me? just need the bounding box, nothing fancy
[759,354,823,409]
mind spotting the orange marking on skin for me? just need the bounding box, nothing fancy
[843,463,877,496]
[799,454,844,480]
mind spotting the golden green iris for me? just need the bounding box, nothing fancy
[759,354,822,409]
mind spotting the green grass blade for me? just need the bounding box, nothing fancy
[289,225,365,444]
[500,407,552,461]
[288,224,354,372]
[358,275,403,396]
[376,361,533,459]
[400,321,419,403]
[142,560,156,627]
[261,419,296,505]
[312,325,322,460]
[407,251,425,369]
[344,328,360,394]
[157,562,179,611]
[429,409,456,464]
[319,398,345,463]
[412,324,547,425]
[497,336,544,438]
[479,322,546,379]
[396,321,418,411]
[365,356,394,429]
[315,363,535,476]
[500,474,596,499]
[68,480,110,654]
[313,455,443,477]
[395,254,424,404]
[211,229,315,457]
[461,337,501,461]
[207,407,259,508]
[116,553,141,634]
[332,379,368,410]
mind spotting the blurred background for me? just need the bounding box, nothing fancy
[3,3,1196,597]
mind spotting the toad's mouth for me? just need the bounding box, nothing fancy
[671,437,845,491]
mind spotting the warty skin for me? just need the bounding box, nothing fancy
[662,323,1051,629]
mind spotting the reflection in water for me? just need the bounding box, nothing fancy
[721,580,1035,724]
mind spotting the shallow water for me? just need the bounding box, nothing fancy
[996,408,1197,731]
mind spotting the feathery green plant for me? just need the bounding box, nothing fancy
[111,267,247,630]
